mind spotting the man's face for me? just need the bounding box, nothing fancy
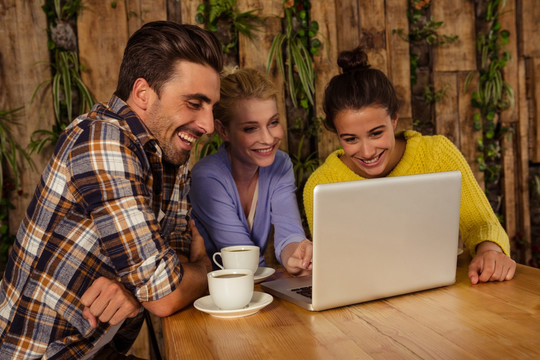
[144,61,220,166]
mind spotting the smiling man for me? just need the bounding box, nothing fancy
[0,22,223,359]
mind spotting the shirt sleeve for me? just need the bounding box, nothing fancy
[67,122,183,302]
[268,154,307,262]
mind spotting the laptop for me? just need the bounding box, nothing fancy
[261,171,462,311]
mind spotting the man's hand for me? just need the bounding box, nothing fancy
[282,239,313,276]
[141,220,211,317]
[81,277,141,329]
[468,241,516,285]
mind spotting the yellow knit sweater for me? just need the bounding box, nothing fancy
[303,130,510,256]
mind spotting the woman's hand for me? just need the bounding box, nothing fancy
[282,239,313,276]
[468,241,516,284]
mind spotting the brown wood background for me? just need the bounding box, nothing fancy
[1,1,539,357]
[1,1,537,262]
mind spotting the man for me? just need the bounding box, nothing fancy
[0,21,223,359]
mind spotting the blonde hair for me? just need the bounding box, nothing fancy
[214,67,278,128]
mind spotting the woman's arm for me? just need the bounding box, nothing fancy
[435,136,515,283]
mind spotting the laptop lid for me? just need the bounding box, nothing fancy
[261,171,462,311]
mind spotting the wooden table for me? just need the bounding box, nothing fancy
[163,254,540,359]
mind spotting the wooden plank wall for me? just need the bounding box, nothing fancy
[1,0,538,278]
[1,0,539,358]
[501,0,530,260]
[0,1,55,234]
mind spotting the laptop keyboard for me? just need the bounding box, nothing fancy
[291,285,312,299]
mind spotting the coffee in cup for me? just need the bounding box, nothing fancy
[207,269,254,310]
[212,245,259,273]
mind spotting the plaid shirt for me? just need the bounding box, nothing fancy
[0,96,191,359]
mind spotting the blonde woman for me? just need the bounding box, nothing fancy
[190,68,312,276]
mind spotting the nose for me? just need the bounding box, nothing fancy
[196,108,215,135]
[260,127,274,144]
[358,140,376,158]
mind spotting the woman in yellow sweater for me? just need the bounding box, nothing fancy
[303,47,516,284]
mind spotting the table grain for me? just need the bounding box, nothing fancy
[162,254,540,359]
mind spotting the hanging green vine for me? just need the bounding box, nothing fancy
[267,0,321,110]
[392,0,458,132]
[29,0,95,154]
[195,0,263,55]
[0,107,34,269]
[266,0,323,232]
[193,0,264,159]
[392,0,458,85]
[465,0,513,186]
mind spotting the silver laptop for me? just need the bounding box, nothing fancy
[261,171,462,311]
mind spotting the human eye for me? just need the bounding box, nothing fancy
[342,136,357,144]
[243,126,257,133]
[187,100,202,110]
[269,118,280,127]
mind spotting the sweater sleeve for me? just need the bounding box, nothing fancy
[433,136,510,256]
[268,153,307,262]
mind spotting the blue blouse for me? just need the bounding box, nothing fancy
[190,145,306,266]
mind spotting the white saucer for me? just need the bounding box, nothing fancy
[254,267,275,283]
[194,291,273,318]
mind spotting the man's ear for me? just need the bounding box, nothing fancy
[215,119,229,142]
[129,78,152,112]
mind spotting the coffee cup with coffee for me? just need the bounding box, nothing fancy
[212,245,260,273]
[207,269,254,310]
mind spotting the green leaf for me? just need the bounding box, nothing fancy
[195,13,205,24]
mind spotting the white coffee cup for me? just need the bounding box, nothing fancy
[212,245,260,273]
[207,269,254,310]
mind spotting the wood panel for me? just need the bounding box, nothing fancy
[358,0,387,72]
[312,1,340,160]
[500,0,530,261]
[386,0,412,130]
[1,0,539,270]
[167,0,182,24]
[433,72,459,144]
[0,0,55,232]
[180,0,200,25]
[499,0,519,125]
[126,0,168,36]
[77,1,130,103]
[432,0,476,72]
[335,0,360,52]
[518,58,532,262]
[458,72,484,186]
[502,128,517,247]
[532,57,540,163]
[520,0,540,57]
[238,0,287,152]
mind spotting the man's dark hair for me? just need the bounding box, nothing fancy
[115,21,224,100]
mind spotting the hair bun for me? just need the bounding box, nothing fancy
[337,47,370,73]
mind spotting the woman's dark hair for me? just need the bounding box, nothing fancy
[115,21,224,100]
[323,47,399,132]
